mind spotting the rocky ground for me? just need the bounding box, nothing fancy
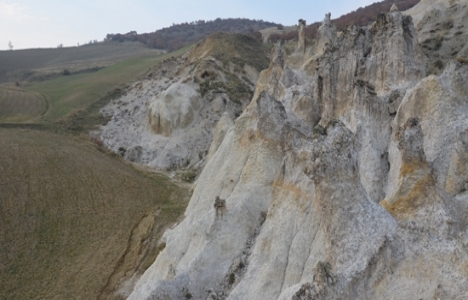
[407,0,468,74]
[124,1,468,299]
[97,33,269,177]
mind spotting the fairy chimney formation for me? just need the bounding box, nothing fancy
[297,19,306,53]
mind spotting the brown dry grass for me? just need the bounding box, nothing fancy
[0,87,47,123]
[0,42,163,83]
[0,128,189,300]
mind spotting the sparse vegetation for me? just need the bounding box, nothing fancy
[456,56,468,64]
[118,146,127,156]
[191,33,269,106]
[314,261,334,285]
[175,171,197,183]
[106,18,278,51]
[269,0,420,43]
[191,33,269,73]
[313,124,327,136]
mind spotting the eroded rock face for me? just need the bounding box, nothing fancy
[129,5,468,300]
[97,33,269,173]
[148,83,200,137]
[406,0,468,74]
[297,19,307,54]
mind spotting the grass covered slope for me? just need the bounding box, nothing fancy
[24,45,192,124]
[0,42,163,83]
[0,128,189,300]
[188,32,270,72]
[0,87,47,123]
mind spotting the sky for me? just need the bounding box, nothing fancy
[0,0,377,50]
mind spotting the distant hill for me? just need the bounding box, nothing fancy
[0,42,162,83]
[330,0,420,31]
[268,0,420,43]
[105,18,278,51]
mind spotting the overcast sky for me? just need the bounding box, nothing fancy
[1,0,377,50]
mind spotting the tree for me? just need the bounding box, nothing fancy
[8,41,13,51]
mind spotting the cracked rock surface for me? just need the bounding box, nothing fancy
[128,3,468,299]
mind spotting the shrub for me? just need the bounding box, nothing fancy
[90,137,104,147]
[118,147,127,156]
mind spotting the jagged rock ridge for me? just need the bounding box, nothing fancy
[406,0,468,74]
[128,3,468,300]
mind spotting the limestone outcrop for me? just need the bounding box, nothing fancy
[296,19,306,54]
[97,33,269,173]
[405,0,468,74]
[128,3,468,300]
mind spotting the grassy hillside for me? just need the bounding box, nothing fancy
[189,33,270,72]
[259,25,296,42]
[0,42,194,300]
[0,128,190,300]
[0,42,163,83]
[0,86,47,123]
[0,46,190,127]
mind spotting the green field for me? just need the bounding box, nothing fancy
[0,128,190,300]
[22,45,191,125]
[0,42,164,83]
[0,44,191,128]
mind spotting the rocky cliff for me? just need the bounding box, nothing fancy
[127,2,468,299]
[406,0,468,74]
[98,33,269,174]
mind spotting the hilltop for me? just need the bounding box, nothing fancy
[0,42,163,84]
[267,0,420,42]
[105,18,278,51]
